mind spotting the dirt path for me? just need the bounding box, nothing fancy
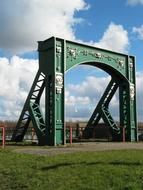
[12,142,143,156]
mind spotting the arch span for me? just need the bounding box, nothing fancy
[67,60,128,83]
[66,62,125,141]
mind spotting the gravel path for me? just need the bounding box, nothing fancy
[13,142,143,156]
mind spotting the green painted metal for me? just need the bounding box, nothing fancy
[86,78,121,141]
[11,71,46,143]
[12,37,138,145]
[29,101,46,145]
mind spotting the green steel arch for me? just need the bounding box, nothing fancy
[12,37,138,145]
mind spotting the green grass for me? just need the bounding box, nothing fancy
[0,149,143,190]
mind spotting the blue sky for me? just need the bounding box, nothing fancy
[74,0,143,70]
[0,0,143,121]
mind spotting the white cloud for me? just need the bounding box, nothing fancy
[132,25,143,39]
[0,56,38,120]
[136,72,143,121]
[127,0,143,5]
[0,1,129,55]
[65,90,91,121]
[0,0,88,53]
[93,23,129,53]
[65,92,90,106]
[67,76,111,102]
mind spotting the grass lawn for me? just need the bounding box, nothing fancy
[0,148,143,190]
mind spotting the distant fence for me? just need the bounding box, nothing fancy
[1,123,143,144]
[0,125,87,143]
[0,125,6,148]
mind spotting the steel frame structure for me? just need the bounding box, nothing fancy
[12,37,138,145]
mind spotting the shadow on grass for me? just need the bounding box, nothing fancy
[42,163,75,170]
[88,161,141,166]
[5,141,38,146]
[41,161,142,171]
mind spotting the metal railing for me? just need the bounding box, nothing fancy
[0,126,6,148]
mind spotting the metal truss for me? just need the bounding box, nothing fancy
[12,37,138,145]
